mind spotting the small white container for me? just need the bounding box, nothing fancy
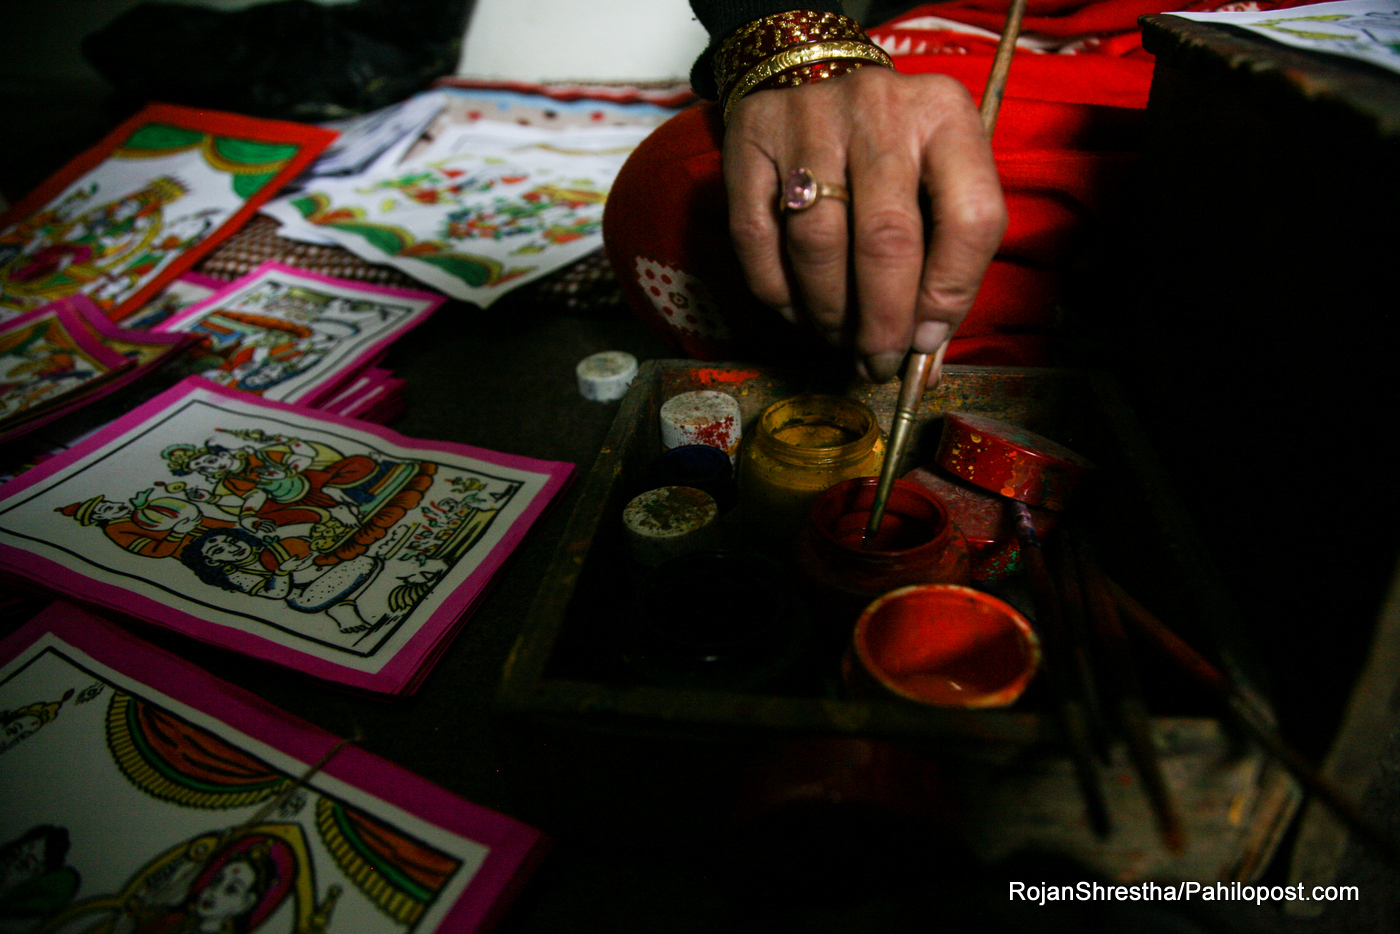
[575,351,638,401]
[622,486,719,567]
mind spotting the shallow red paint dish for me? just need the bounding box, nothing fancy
[849,584,1041,708]
[935,413,1095,511]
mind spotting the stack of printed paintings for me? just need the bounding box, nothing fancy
[0,378,573,695]
[0,295,197,446]
[0,601,548,933]
[149,260,443,421]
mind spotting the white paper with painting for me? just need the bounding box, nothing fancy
[0,379,572,694]
[155,262,442,405]
[0,603,545,933]
[261,122,651,306]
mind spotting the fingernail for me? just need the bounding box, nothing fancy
[862,351,906,383]
[913,321,951,354]
[820,327,844,348]
[927,354,945,389]
[776,305,798,324]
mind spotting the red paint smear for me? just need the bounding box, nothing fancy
[691,368,762,386]
[686,415,735,449]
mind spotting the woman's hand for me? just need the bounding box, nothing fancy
[723,66,1006,383]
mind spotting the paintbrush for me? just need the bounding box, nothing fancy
[1073,535,1187,854]
[1048,529,1112,762]
[1011,501,1112,837]
[863,0,1029,546]
[1108,577,1400,864]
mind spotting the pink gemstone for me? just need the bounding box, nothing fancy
[783,169,816,210]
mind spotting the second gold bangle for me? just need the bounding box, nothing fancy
[722,40,895,122]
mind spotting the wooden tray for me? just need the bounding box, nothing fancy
[498,361,1299,882]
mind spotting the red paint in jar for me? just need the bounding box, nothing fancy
[797,477,971,645]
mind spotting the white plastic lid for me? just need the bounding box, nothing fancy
[576,351,639,401]
[658,390,741,462]
[622,486,720,566]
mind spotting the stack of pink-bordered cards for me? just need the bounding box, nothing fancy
[1,262,439,486]
[0,601,548,932]
[151,260,444,419]
[0,295,199,446]
[0,377,573,695]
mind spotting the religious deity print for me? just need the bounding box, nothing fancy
[44,421,503,650]
[0,610,534,933]
[34,823,338,934]
[0,176,195,316]
[0,104,335,324]
[156,264,442,405]
[441,181,607,253]
[0,298,200,451]
[0,379,571,692]
[0,311,130,426]
[260,122,652,307]
[360,164,517,208]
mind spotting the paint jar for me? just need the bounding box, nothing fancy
[936,412,1095,511]
[844,584,1040,708]
[796,476,971,647]
[575,350,638,401]
[737,394,885,554]
[621,549,807,690]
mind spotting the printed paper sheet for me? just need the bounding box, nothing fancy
[0,602,546,933]
[1173,0,1400,74]
[0,105,335,324]
[261,122,651,307]
[0,378,573,694]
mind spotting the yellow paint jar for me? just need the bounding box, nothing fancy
[737,394,885,554]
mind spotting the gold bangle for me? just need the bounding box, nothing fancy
[713,10,870,97]
[722,41,894,122]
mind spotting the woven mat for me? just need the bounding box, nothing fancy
[194,214,422,288]
[195,214,623,313]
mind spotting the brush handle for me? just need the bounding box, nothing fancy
[1076,539,1186,853]
[1109,576,1400,863]
[862,349,939,545]
[979,0,1030,136]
